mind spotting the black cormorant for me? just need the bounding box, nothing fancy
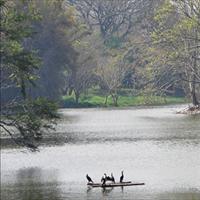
[101,176,106,185]
[120,171,124,183]
[86,174,93,183]
[104,173,112,181]
[111,173,115,183]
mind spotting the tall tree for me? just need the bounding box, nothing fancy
[149,0,200,105]
[97,52,128,106]
[0,0,58,150]
[70,0,154,42]
[27,0,78,100]
[66,39,98,104]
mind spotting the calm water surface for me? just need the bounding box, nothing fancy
[1,105,200,200]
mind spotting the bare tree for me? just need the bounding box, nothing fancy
[97,54,127,106]
[69,0,153,40]
[65,36,98,104]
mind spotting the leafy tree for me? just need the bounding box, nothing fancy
[149,0,200,105]
[70,0,164,106]
[0,0,58,150]
[70,0,154,41]
[25,0,78,100]
[65,31,98,104]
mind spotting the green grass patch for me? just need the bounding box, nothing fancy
[61,90,187,108]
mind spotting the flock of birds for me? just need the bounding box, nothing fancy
[86,171,124,184]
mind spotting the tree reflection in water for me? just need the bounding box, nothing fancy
[102,187,114,196]
[2,167,62,200]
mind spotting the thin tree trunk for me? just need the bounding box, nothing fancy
[191,86,199,106]
[75,92,80,104]
[20,78,26,100]
[111,93,118,106]
[104,95,108,105]
[191,28,199,106]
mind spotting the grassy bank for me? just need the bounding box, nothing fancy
[61,89,187,108]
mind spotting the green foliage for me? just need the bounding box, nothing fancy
[2,97,59,150]
[1,0,41,98]
[28,97,59,120]
[146,0,200,105]
[0,0,59,150]
[27,0,79,100]
[104,36,122,49]
[61,89,186,108]
[154,0,174,23]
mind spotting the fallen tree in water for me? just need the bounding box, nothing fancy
[176,105,200,115]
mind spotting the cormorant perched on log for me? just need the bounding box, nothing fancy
[104,173,108,181]
[120,171,124,183]
[101,176,106,185]
[104,173,112,181]
[111,173,115,183]
[86,174,93,183]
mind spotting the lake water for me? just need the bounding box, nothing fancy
[1,105,200,200]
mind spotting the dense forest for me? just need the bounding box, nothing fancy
[1,0,200,149]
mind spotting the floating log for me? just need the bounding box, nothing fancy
[87,181,145,188]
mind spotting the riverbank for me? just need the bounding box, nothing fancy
[176,105,200,115]
[61,92,186,108]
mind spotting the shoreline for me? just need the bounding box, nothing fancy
[59,103,188,111]
[61,93,186,108]
[176,105,200,115]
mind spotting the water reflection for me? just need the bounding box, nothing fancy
[102,187,114,196]
[1,168,62,200]
[1,106,200,200]
[155,192,200,200]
